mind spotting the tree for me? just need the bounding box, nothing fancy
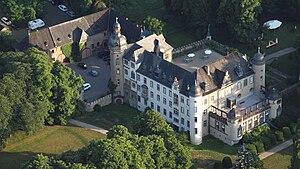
[235,143,264,169]
[296,35,300,53]
[0,30,16,52]
[291,130,300,169]
[23,7,36,21]
[143,16,165,35]
[222,156,233,169]
[49,61,83,125]
[108,79,117,94]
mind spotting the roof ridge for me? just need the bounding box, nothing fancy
[47,27,56,47]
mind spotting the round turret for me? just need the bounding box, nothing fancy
[189,81,202,97]
[108,17,127,50]
[252,47,265,65]
[268,88,280,100]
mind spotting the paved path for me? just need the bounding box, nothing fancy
[265,47,296,64]
[68,119,108,135]
[259,139,293,160]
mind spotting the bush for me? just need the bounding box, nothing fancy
[247,144,257,155]
[275,131,284,142]
[254,141,265,153]
[268,133,277,145]
[213,161,222,169]
[260,136,271,150]
[290,123,297,134]
[222,156,233,169]
[282,127,292,139]
[93,104,102,112]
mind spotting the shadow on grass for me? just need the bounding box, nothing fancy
[0,151,55,169]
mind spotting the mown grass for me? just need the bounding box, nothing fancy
[0,126,105,169]
[74,104,141,131]
[262,145,293,169]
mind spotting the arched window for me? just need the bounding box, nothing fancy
[131,71,135,79]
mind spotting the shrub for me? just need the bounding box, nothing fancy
[268,133,277,145]
[93,104,102,112]
[222,156,233,169]
[275,131,284,142]
[254,141,265,153]
[213,161,222,169]
[290,123,297,134]
[260,136,271,150]
[282,127,292,139]
[247,144,257,155]
[297,118,300,128]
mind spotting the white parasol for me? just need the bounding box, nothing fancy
[204,49,212,55]
[187,53,195,58]
[263,20,282,30]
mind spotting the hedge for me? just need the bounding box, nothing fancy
[268,133,277,145]
[260,136,271,150]
[290,123,297,134]
[275,131,284,142]
[247,144,258,155]
[282,127,292,139]
[254,141,265,153]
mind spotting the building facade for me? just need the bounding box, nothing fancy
[108,19,282,145]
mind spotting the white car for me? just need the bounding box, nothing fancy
[83,83,91,91]
[1,17,12,26]
[58,5,68,12]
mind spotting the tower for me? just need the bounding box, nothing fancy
[268,88,282,119]
[251,47,265,93]
[108,17,127,97]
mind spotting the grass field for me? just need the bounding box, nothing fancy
[74,104,141,131]
[270,52,300,76]
[263,146,293,169]
[190,136,239,169]
[0,126,106,169]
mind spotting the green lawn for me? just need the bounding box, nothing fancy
[263,145,293,169]
[189,136,239,169]
[270,52,300,76]
[0,126,105,169]
[74,104,141,131]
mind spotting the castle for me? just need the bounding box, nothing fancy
[108,18,282,145]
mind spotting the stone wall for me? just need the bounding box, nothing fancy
[80,93,112,112]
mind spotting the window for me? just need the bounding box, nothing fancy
[137,85,140,92]
[203,110,207,116]
[150,81,153,88]
[124,60,129,65]
[248,119,252,129]
[131,71,135,79]
[143,78,147,84]
[131,62,135,68]
[169,111,172,118]
[163,87,166,94]
[157,105,160,112]
[260,76,263,80]
[131,82,136,89]
[250,88,254,92]
[194,117,197,123]
[169,101,172,108]
[174,118,179,123]
[204,120,207,127]
[116,58,120,65]
[150,91,154,98]
[125,69,128,75]
[227,88,231,95]
[265,110,270,121]
[187,99,189,106]
[215,121,219,130]
[144,98,147,105]
[173,94,178,105]
[244,78,248,87]
[194,106,197,113]
[195,128,198,134]
[163,98,166,104]
[181,107,184,114]
[174,108,179,116]
[97,42,100,46]
[211,96,214,102]
[116,69,120,75]
[249,76,254,84]
[181,118,184,125]
[137,74,140,81]
[163,109,167,115]
[203,98,207,105]
[181,96,184,103]
[117,79,120,85]
[151,102,154,109]
[187,110,190,117]
[221,124,225,132]
[237,125,242,137]
[237,82,242,90]
[260,113,264,124]
[157,84,160,91]
[157,95,160,101]
[169,90,172,97]
[187,120,190,127]
[254,117,258,126]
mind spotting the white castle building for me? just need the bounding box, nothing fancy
[108,18,282,145]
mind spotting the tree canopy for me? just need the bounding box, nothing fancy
[0,30,16,52]
[143,16,165,35]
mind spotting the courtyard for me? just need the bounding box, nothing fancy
[67,52,111,102]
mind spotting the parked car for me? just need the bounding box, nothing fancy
[66,11,75,17]
[77,62,87,69]
[1,17,12,26]
[98,50,110,58]
[58,4,68,12]
[89,70,98,77]
[28,19,45,30]
[82,83,91,91]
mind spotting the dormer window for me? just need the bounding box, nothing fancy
[44,41,48,46]
[57,38,61,42]
[68,34,72,39]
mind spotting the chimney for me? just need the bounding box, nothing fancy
[203,65,210,76]
[154,39,160,56]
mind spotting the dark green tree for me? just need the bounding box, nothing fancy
[222,156,233,169]
[0,31,16,52]
[143,16,165,35]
